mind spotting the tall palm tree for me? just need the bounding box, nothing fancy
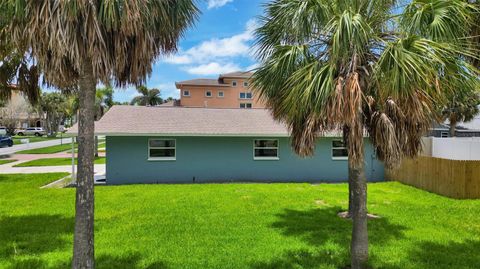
[252,0,478,268]
[130,85,163,106]
[442,89,480,136]
[9,1,198,268]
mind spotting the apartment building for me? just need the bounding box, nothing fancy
[175,71,266,108]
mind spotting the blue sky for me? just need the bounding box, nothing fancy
[114,0,265,103]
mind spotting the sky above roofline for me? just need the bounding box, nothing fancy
[111,0,264,103]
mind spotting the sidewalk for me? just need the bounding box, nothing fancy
[0,164,106,174]
[0,137,74,156]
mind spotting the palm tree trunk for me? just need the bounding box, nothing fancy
[348,163,354,216]
[72,59,96,269]
[449,118,457,137]
[350,159,368,269]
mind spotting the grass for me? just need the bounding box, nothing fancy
[1,174,479,269]
[0,159,16,165]
[12,134,72,144]
[14,157,106,167]
[16,143,77,154]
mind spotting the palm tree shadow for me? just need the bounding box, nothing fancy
[251,206,407,268]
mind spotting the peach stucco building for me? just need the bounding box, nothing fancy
[175,71,266,109]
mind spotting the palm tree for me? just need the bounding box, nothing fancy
[0,2,40,105]
[9,1,198,268]
[130,85,163,106]
[442,89,480,136]
[252,0,478,268]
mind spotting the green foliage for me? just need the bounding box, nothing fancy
[0,174,479,268]
[252,0,479,167]
[39,92,68,136]
[442,88,480,124]
[130,85,163,106]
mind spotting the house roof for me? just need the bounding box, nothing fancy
[175,79,230,88]
[70,106,292,136]
[219,71,253,79]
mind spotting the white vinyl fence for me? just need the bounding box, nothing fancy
[424,137,480,160]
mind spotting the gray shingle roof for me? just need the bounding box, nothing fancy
[219,71,253,78]
[175,79,229,87]
[76,106,290,136]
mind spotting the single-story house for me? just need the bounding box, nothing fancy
[81,106,385,184]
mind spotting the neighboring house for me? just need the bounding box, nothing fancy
[175,71,266,109]
[421,137,480,160]
[82,105,384,184]
[0,85,43,128]
[428,119,480,138]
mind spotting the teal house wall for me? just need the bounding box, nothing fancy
[105,136,384,184]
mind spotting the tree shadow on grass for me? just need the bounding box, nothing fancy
[251,206,407,269]
[0,214,74,261]
[394,240,480,269]
[5,253,170,269]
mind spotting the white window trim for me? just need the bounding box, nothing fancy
[217,91,224,98]
[182,90,190,97]
[148,138,176,161]
[205,90,212,97]
[253,139,279,160]
[331,139,348,160]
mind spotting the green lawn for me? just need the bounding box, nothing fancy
[12,135,72,144]
[0,159,16,165]
[13,157,106,167]
[16,143,77,154]
[1,174,479,269]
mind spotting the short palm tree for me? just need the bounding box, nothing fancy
[9,1,198,268]
[252,0,478,268]
[130,85,163,106]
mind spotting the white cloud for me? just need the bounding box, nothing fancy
[156,83,179,99]
[184,62,241,75]
[163,19,257,66]
[207,0,233,9]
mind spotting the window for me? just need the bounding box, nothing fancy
[218,91,224,97]
[332,140,348,160]
[148,139,176,160]
[239,92,253,99]
[183,90,190,97]
[240,103,252,109]
[254,139,279,160]
[205,90,212,97]
[243,81,249,87]
[440,132,449,138]
[232,81,237,86]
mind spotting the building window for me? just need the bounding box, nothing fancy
[148,139,176,161]
[183,90,190,97]
[240,103,252,109]
[218,91,224,98]
[440,132,449,138]
[243,81,249,87]
[254,139,279,160]
[232,81,237,86]
[205,90,212,97]
[239,92,253,99]
[332,140,348,160]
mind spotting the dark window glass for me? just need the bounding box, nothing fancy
[255,140,278,147]
[332,140,345,147]
[246,92,252,99]
[149,149,175,158]
[332,148,348,157]
[149,139,175,148]
[255,149,278,157]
